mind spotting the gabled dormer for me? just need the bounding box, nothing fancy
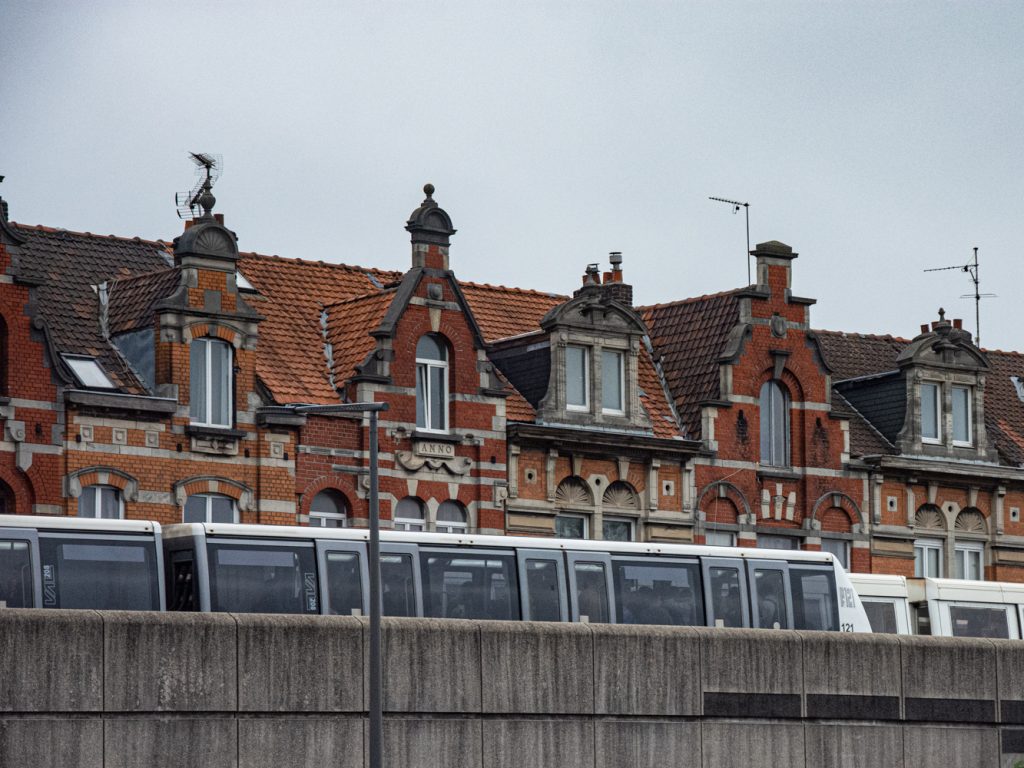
[534,257,652,432]
[894,310,996,461]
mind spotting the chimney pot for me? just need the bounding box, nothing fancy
[603,271,612,284]
[214,213,224,224]
[953,318,963,329]
[921,324,929,334]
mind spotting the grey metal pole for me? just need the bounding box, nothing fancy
[368,407,383,768]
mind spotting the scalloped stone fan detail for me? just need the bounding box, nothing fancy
[954,509,987,534]
[555,477,593,507]
[914,506,945,530]
[602,481,639,510]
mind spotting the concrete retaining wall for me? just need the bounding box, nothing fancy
[1,609,1023,767]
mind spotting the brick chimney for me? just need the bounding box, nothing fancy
[751,240,797,295]
[573,253,633,305]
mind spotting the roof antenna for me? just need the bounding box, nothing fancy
[175,152,223,220]
[924,247,995,346]
[709,196,751,285]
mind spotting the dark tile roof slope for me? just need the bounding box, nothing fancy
[814,330,908,380]
[639,291,741,439]
[11,224,173,392]
[108,267,180,335]
[238,253,400,404]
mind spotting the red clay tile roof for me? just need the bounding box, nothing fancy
[639,291,741,439]
[237,253,400,404]
[459,282,565,342]
[10,224,174,392]
[324,291,396,386]
[107,267,180,335]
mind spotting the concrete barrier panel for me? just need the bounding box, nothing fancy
[702,721,804,768]
[0,609,102,712]
[483,719,594,768]
[481,621,592,714]
[238,717,362,768]
[805,723,903,767]
[592,625,700,716]
[0,717,102,768]
[367,617,480,713]
[238,614,362,712]
[994,641,1024,724]
[698,628,803,718]
[900,636,997,723]
[595,720,700,768]
[104,717,237,768]
[105,611,237,712]
[380,717,482,768]
[903,725,999,768]
[800,630,902,720]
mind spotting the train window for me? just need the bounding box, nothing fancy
[421,551,519,620]
[169,551,198,611]
[0,540,32,608]
[790,567,839,631]
[707,566,744,627]
[325,552,363,616]
[948,606,1011,639]
[38,537,160,610]
[753,568,789,629]
[574,562,611,623]
[524,559,562,621]
[381,554,417,617]
[862,600,898,634]
[208,543,318,614]
[613,560,703,626]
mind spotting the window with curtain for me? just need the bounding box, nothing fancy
[436,500,468,533]
[415,335,448,432]
[952,386,972,446]
[565,345,589,410]
[601,349,624,414]
[309,489,347,528]
[184,493,237,523]
[77,486,123,519]
[759,380,790,467]
[394,496,426,531]
[190,338,232,427]
[920,382,940,443]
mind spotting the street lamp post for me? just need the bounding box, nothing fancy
[294,401,388,768]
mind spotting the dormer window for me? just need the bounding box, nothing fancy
[64,355,116,389]
[601,349,624,414]
[952,385,972,446]
[415,335,448,432]
[566,345,589,411]
[920,382,940,443]
[759,380,790,467]
[190,338,233,428]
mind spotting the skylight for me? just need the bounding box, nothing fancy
[63,356,116,389]
[236,271,256,292]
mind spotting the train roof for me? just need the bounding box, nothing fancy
[847,572,909,598]
[0,513,159,535]
[161,522,840,565]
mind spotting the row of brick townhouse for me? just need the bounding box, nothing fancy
[0,180,1022,580]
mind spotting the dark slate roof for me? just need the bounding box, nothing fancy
[835,371,907,445]
[488,334,551,409]
[640,290,741,439]
[10,224,173,392]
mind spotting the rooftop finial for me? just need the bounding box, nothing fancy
[938,307,946,321]
[175,153,222,221]
[423,183,435,201]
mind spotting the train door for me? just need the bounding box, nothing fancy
[0,527,40,608]
[516,549,567,621]
[701,557,749,628]
[566,552,615,623]
[204,537,318,614]
[316,540,368,616]
[746,560,793,629]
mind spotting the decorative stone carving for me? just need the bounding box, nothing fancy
[191,434,239,456]
[555,476,593,507]
[395,441,472,475]
[954,509,987,534]
[602,480,639,510]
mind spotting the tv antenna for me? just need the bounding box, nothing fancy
[709,196,751,284]
[923,247,995,346]
[175,152,222,220]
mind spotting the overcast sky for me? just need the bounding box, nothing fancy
[3,1,1022,350]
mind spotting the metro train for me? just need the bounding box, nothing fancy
[0,514,869,631]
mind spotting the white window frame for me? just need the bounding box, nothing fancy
[77,485,124,519]
[757,533,798,550]
[821,538,850,568]
[759,380,790,467]
[920,382,941,444]
[600,348,625,415]
[184,493,238,524]
[309,489,347,528]
[565,345,590,412]
[914,538,944,578]
[602,516,634,541]
[415,339,448,433]
[554,513,589,539]
[954,541,984,581]
[394,497,426,531]
[705,530,736,547]
[435,500,468,534]
[190,338,233,428]
[951,385,973,447]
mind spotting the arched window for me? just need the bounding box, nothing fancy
[415,335,448,432]
[184,493,237,523]
[436,500,467,533]
[190,337,233,428]
[309,489,348,528]
[759,380,790,467]
[0,480,14,515]
[77,485,123,519]
[0,315,8,397]
[394,496,425,531]
[913,505,946,578]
